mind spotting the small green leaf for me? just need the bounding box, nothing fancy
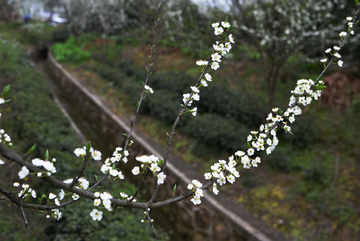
[316,85,327,90]
[157,160,164,166]
[28,144,36,154]
[172,184,177,194]
[95,174,98,181]
[45,150,49,161]
[225,16,229,22]
[2,85,10,99]
[86,141,91,155]
[39,194,46,202]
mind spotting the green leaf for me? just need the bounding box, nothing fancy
[225,16,229,23]
[39,194,47,202]
[316,85,327,90]
[172,184,177,194]
[45,150,49,161]
[28,144,37,154]
[157,160,164,166]
[2,85,10,99]
[86,141,91,155]
[95,174,98,181]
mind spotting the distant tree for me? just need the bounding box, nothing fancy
[229,0,358,109]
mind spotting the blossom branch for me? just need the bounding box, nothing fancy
[122,3,162,154]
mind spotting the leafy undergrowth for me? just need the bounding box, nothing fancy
[53,36,360,241]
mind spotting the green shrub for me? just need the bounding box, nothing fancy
[184,113,249,153]
[150,71,196,96]
[141,90,181,124]
[114,59,147,82]
[51,36,91,64]
[282,115,318,149]
[198,85,263,127]
[266,148,293,173]
[52,25,70,43]
[91,64,127,87]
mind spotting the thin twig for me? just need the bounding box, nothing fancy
[20,205,32,233]
[129,168,150,202]
[145,205,159,239]
[70,156,89,188]
[122,3,162,155]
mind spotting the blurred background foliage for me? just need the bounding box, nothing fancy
[1,0,360,240]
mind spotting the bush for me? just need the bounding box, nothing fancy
[150,71,196,96]
[282,115,318,149]
[266,148,293,173]
[141,90,181,124]
[52,25,70,43]
[183,113,249,153]
[51,37,91,64]
[91,64,127,87]
[198,85,263,127]
[113,59,147,82]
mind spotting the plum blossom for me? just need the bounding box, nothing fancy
[90,209,103,221]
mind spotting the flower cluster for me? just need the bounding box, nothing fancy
[184,20,234,118]
[48,189,65,206]
[144,85,154,94]
[346,16,355,35]
[63,176,90,190]
[32,157,57,176]
[15,183,36,199]
[0,129,12,146]
[134,155,166,185]
[74,146,102,161]
[321,16,356,67]
[100,147,127,179]
[187,179,203,205]
[50,209,62,220]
